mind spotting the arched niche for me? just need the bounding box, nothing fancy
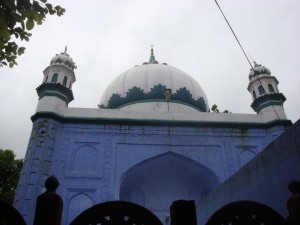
[72,145,97,173]
[119,152,220,221]
[67,193,93,225]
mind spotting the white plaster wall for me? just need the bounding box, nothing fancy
[43,65,75,88]
[36,96,67,114]
[248,75,279,100]
[120,102,201,113]
[259,104,287,119]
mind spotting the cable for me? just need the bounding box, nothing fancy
[214,0,281,120]
[214,0,254,71]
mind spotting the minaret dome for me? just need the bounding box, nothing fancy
[36,48,77,113]
[247,61,287,119]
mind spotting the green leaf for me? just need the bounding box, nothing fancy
[17,47,25,55]
[20,20,25,30]
[0,0,64,68]
[0,19,11,41]
[4,0,16,10]
[45,3,52,10]
[26,19,34,30]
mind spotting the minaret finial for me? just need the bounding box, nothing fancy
[151,44,154,56]
[64,46,67,54]
[149,45,158,64]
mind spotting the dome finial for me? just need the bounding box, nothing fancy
[50,48,77,70]
[149,45,158,64]
[253,60,258,67]
[151,44,154,56]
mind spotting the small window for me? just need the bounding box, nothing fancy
[51,73,58,83]
[63,76,67,86]
[268,83,275,92]
[258,85,266,95]
[45,75,48,83]
[253,90,257,99]
[69,81,72,88]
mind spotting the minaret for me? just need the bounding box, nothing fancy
[36,47,77,114]
[247,61,287,119]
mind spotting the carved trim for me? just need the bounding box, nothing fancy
[36,83,74,103]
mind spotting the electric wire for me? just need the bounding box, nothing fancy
[214,0,281,120]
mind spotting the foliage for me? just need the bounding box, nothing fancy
[211,104,220,113]
[0,149,23,204]
[211,104,230,113]
[0,0,65,67]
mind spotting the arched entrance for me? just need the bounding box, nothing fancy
[0,201,26,225]
[119,152,220,222]
[69,201,162,225]
[205,201,287,225]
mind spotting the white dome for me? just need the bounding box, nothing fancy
[99,63,209,112]
[249,61,271,80]
[50,48,77,70]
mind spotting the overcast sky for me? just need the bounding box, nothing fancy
[1,0,300,158]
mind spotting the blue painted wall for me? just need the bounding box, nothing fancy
[197,119,300,225]
[14,118,287,225]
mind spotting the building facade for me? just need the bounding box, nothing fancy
[14,49,291,225]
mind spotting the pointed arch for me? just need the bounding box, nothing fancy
[51,73,58,83]
[252,90,257,99]
[119,152,220,221]
[67,193,93,225]
[72,145,97,172]
[63,76,67,86]
[258,85,266,95]
[268,83,275,92]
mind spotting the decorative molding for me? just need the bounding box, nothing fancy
[99,84,207,112]
[251,93,286,112]
[31,111,292,129]
[101,139,112,201]
[64,142,103,178]
[36,83,74,103]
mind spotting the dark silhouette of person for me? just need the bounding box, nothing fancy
[33,175,63,225]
